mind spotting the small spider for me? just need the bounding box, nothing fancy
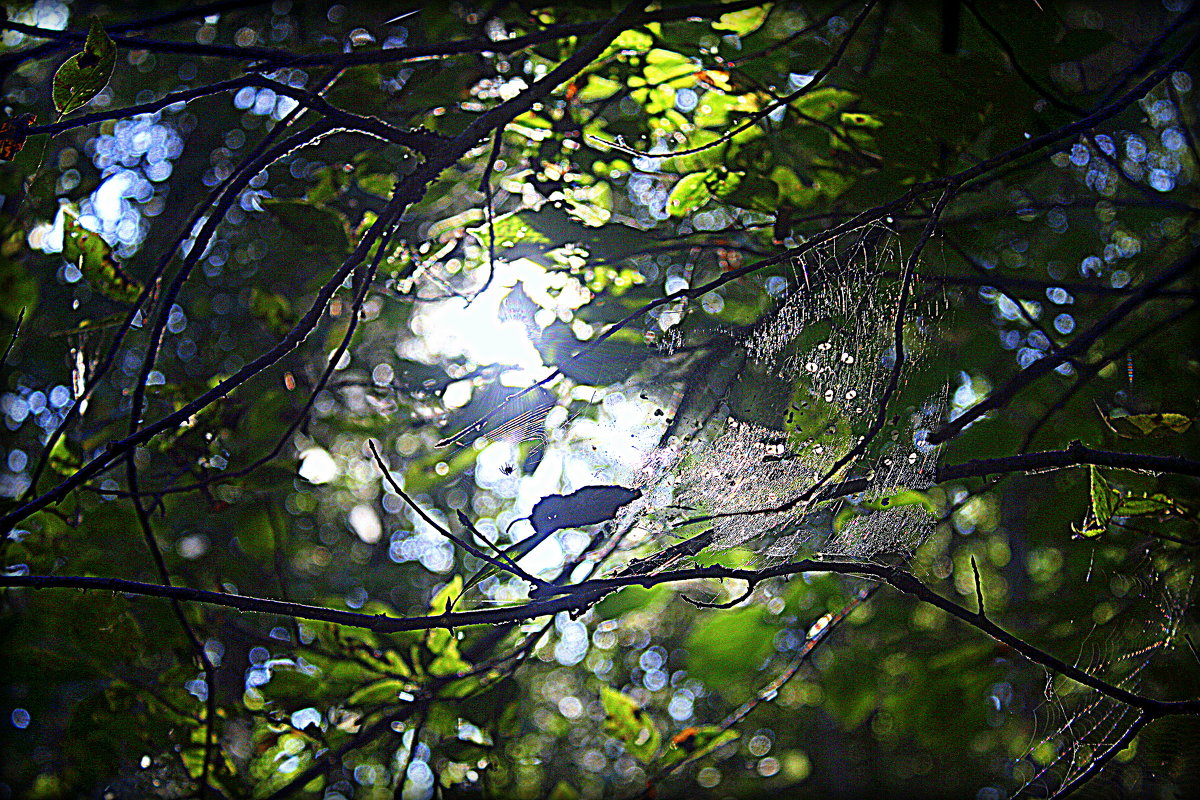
[500,463,516,476]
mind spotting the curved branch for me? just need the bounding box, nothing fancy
[6,564,1198,718]
[937,442,1200,481]
[1,0,766,73]
[963,0,1086,116]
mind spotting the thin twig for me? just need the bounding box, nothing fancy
[963,0,1086,116]
[469,127,506,303]
[970,556,986,618]
[368,440,544,587]
[931,245,1200,444]
[0,307,23,372]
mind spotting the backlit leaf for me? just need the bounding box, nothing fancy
[62,212,141,303]
[1104,412,1193,438]
[52,18,116,114]
[667,171,713,217]
[600,686,661,763]
[1073,465,1119,537]
[661,725,739,767]
[713,7,769,35]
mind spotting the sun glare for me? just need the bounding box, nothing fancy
[412,258,589,384]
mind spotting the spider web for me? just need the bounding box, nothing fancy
[1010,566,1190,797]
[624,222,947,565]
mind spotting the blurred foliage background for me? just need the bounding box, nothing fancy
[0,1,1198,798]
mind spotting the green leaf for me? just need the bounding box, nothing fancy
[427,636,471,677]
[48,437,80,476]
[594,584,670,620]
[612,29,653,52]
[1090,466,1117,523]
[660,725,739,767]
[249,288,295,334]
[470,205,658,264]
[600,686,661,763]
[423,578,471,674]
[1104,412,1193,438]
[578,75,621,103]
[52,18,116,114]
[347,678,411,706]
[861,489,939,514]
[262,668,324,702]
[429,576,463,616]
[642,49,694,86]
[667,171,713,217]
[713,7,769,35]
[793,88,858,122]
[0,222,38,320]
[693,90,758,128]
[62,211,141,303]
[686,607,777,696]
[547,781,581,800]
[841,111,884,129]
[1073,465,1119,537]
[2,124,46,172]
[1114,493,1179,518]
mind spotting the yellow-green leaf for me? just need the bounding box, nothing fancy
[793,88,858,122]
[53,18,116,114]
[1073,465,1118,537]
[62,212,141,303]
[600,686,661,763]
[1115,493,1179,517]
[429,576,463,616]
[547,781,581,800]
[48,436,81,476]
[667,171,713,217]
[714,7,769,35]
[579,76,621,103]
[841,111,884,129]
[347,678,411,706]
[661,725,740,767]
[1104,412,1193,438]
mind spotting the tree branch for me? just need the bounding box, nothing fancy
[936,442,1200,481]
[2,1,644,536]
[6,563,1198,718]
[930,244,1200,444]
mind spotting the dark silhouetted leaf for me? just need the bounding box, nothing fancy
[536,322,649,386]
[529,484,641,539]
